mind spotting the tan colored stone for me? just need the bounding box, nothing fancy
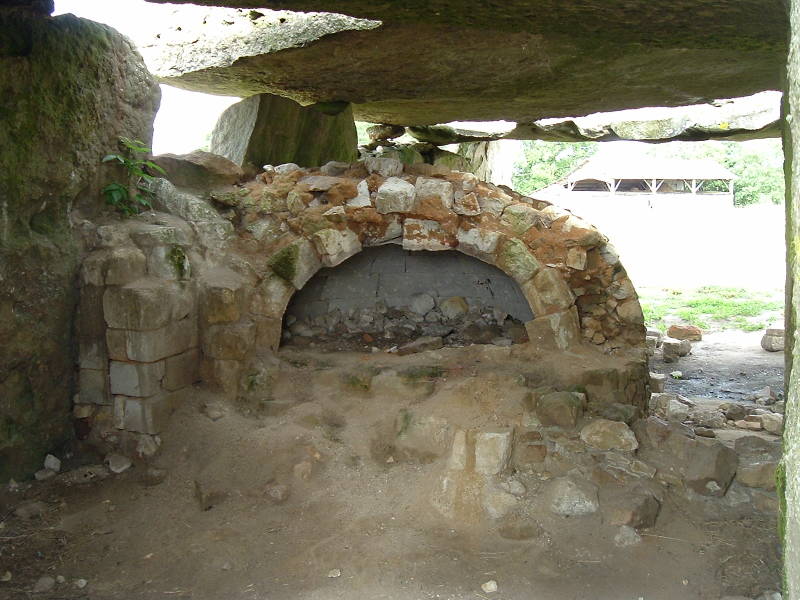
[103,280,193,331]
[202,272,245,325]
[203,322,256,360]
[107,318,198,362]
[456,226,501,262]
[524,307,581,350]
[375,176,416,213]
[414,176,454,210]
[475,429,514,475]
[580,419,639,451]
[402,218,453,251]
[312,227,361,266]
[113,394,175,434]
[496,238,540,284]
[164,349,200,391]
[268,237,322,289]
[566,246,587,270]
[105,246,147,285]
[667,324,703,341]
[453,191,480,216]
[523,267,574,315]
[251,274,295,319]
[536,391,583,428]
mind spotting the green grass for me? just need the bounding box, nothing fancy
[638,286,783,333]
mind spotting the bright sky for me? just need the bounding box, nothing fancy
[54,0,240,155]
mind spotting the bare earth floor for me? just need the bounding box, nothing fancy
[0,338,783,600]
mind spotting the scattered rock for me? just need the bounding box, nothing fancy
[409,293,436,315]
[613,525,642,548]
[74,579,88,589]
[670,371,683,379]
[649,372,665,393]
[0,571,11,582]
[194,479,228,510]
[33,576,56,593]
[439,296,469,320]
[761,323,784,352]
[536,391,583,428]
[143,467,167,487]
[694,426,716,438]
[34,469,57,481]
[57,464,110,486]
[481,580,498,593]
[667,324,702,341]
[14,500,48,520]
[396,336,444,356]
[105,453,132,474]
[605,491,660,529]
[293,461,313,481]
[327,568,342,578]
[760,412,784,434]
[646,328,664,346]
[545,477,599,516]
[734,419,763,431]
[684,440,738,497]
[720,402,748,421]
[264,482,290,504]
[580,419,638,451]
[662,338,690,362]
[202,402,226,421]
[43,454,61,472]
[737,458,778,490]
[56,575,65,584]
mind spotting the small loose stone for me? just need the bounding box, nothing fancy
[481,580,498,593]
[327,568,341,578]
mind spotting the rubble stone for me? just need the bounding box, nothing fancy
[580,419,639,451]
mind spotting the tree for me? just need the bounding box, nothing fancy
[511,141,597,194]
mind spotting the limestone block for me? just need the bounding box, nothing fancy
[544,477,599,516]
[105,247,147,285]
[152,150,244,189]
[500,204,545,236]
[321,161,351,176]
[79,340,107,370]
[667,324,702,341]
[202,271,245,325]
[481,483,518,520]
[110,360,165,397]
[146,245,191,281]
[617,299,644,325]
[662,337,691,362]
[375,177,416,214]
[609,276,636,301]
[761,332,785,352]
[456,227,501,262]
[605,492,660,528]
[254,316,283,352]
[202,322,256,360]
[346,180,372,208]
[649,372,666,393]
[496,238,540,284]
[365,156,403,177]
[103,281,193,331]
[79,368,110,405]
[477,194,513,217]
[524,307,581,351]
[645,336,657,356]
[760,412,784,434]
[737,459,778,490]
[201,358,242,397]
[402,218,453,251]
[107,318,198,362]
[164,349,200,391]
[447,430,468,471]
[268,238,321,289]
[81,251,108,287]
[453,191,480,216]
[474,429,513,475]
[414,177,454,210]
[523,267,574,315]
[536,391,583,428]
[559,215,605,247]
[130,223,191,248]
[312,227,362,267]
[684,440,738,497]
[566,247,587,270]
[250,273,295,319]
[580,419,639,451]
[114,394,174,434]
[298,175,342,191]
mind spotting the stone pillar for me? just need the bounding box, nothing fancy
[210,93,358,172]
[784,1,800,595]
[0,8,159,480]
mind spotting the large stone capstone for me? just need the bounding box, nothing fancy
[209,93,358,171]
[0,8,160,480]
[139,2,786,125]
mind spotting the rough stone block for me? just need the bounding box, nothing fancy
[662,337,691,362]
[105,246,147,285]
[268,238,321,289]
[580,419,639,451]
[536,391,583,428]
[202,275,245,326]
[146,245,192,281]
[375,177,416,214]
[77,285,106,340]
[500,203,545,236]
[414,176,454,210]
[617,299,644,325]
[346,180,372,208]
[114,394,174,434]
[81,251,108,287]
[496,238,540,284]
[110,360,165,397]
[566,246,587,270]
[475,429,513,475]
[761,333,785,352]
[107,318,198,362]
[164,349,200,391]
[737,459,778,490]
[79,368,111,405]
[545,477,599,516]
[200,358,241,398]
[365,156,403,177]
[523,267,574,315]
[202,322,256,360]
[250,273,295,319]
[453,191,480,216]
[79,340,107,370]
[447,430,468,471]
[456,227,501,262]
[402,218,453,251]
[103,280,193,331]
[684,440,738,497]
[254,316,283,352]
[649,372,665,393]
[667,324,702,341]
[312,227,362,267]
[130,223,191,248]
[606,492,660,528]
[524,307,580,351]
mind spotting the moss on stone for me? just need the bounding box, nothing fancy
[268,243,300,282]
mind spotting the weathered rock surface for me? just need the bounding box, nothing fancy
[152,150,244,190]
[141,2,786,126]
[667,324,703,341]
[0,9,159,480]
[209,93,358,171]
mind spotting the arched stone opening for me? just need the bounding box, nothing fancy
[75,156,648,452]
[281,245,533,351]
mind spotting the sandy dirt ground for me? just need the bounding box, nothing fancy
[0,341,783,600]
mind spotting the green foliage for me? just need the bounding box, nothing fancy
[639,286,783,332]
[511,140,597,194]
[101,137,166,216]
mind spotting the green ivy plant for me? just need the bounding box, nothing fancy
[101,137,166,216]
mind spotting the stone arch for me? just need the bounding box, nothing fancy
[76,158,647,444]
[237,157,645,357]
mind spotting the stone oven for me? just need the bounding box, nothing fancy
[75,155,648,455]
